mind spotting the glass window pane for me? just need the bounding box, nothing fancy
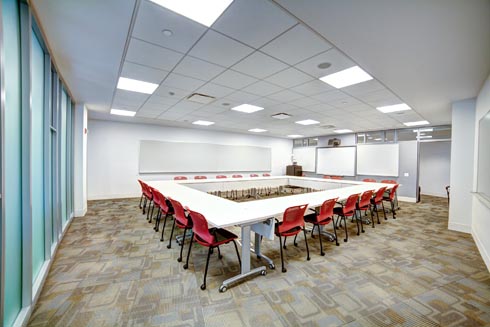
[60,88,67,226]
[365,131,384,143]
[307,138,318,146]
[397,129,418,141]
[385,130,395,142]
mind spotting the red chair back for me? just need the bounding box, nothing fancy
[331,176,343,180]
[278,204,308,234]
[386,184,399,201]
[216,175,227,179]
[381,179,397,184]
[167,198,188,226]
[362,178,377,182]
[141,181,152,199]
[374,186,387,203]
[194,176,207,179]
[262,173,271,177]
[150,187,161,207]
[322,175,331,179]
[358,190,374,209]
[232,174,243,178]
[174,176,188,180]
[250,174,259,177]
[188,209,215,245]
[343,193,360,214]
[317,198,338,222]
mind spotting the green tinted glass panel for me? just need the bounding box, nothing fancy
[31,30,45,281]
[60,89,67,225]
[3,0,23,325]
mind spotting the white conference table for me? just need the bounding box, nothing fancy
[146,176,394,291]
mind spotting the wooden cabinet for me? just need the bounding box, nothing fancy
[286,165,302,176]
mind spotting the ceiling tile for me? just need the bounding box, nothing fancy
[212,0,297,48]
[120,61,169,84]
[290,96,321,107]
[146,94,181,106]
[261,24,332,65]
[267,89,303,102]
[249,97,280,108]
[232,51,288,79]
[132,0,206,53]
[241,80,283,96]
[196,83,235,98]
[295,48,355,78]
[265,67,314,88]
[162,73,206,92]
[189,30,254,67]
[341,79,386,97]
[312,90,349,103]
[226,90,260,103]
[306,103,336,113]
[112,89,149,110]
[153,84,189,99]
[136,110,161,119]
[290,79,334,96]
[173,56,226,81]
[126,38,183,71]
[212,69,258,89]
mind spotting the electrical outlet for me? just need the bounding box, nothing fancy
[404,172,409,177]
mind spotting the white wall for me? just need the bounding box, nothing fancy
[87,120,293,200]
[73,104,88,216]
[449,99,476,233]
[472,75,490,271]
[419,141,451,197]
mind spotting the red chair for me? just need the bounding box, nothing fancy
[275,204,310,273]
[381,179,397,184]
[194,176,207,179]
[250,174,259,177]
[174,176,188,180]
[232,174,243,178]
[362,178,377,182]
[333,193,361,242]
[137,180,153,218]
[262,173,271,177]
[166,198,193,263]
[331,176,343,180]
[137,179,151,211]
[356,190,374,229]
[371,186,387,224]
[302,198,339,256]
[383,184,399,219]
[185,209,241,291]
[151,188,174,237]
[216,175,227,179]
[323,175,331,179]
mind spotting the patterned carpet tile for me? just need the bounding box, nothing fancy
[28,195,490,326]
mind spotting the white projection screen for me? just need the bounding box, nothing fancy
[139,140,271,173]
[292,147,316,172]
[357,144,399,176]
[316,147,356,176]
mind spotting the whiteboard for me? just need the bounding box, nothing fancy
[139,140,271,173]
[293,147,316,172]
[357,144,399,176]
[316,147,356,176]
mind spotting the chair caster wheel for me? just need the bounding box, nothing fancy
[282,268,287,273]
[177,257,182,262]
[218,255,223,259]
[257,255,261,259]
[183,264,188,269]
[362,230,365,233]
[269,263,275,269]
[160,238,164,242]
[261,270,267,276]
[321,252,325,256]
[307,257,311,261]
[344,239,348,242]
[200,284,206,290]
[219,285,227,292]
[167,245,171,249]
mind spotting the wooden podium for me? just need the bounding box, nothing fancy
[286,165,302,176]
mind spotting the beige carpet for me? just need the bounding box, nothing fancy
[28,195,490,326]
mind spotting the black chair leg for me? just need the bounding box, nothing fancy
[232,240,241,269]
[354,212,360,236]
[283,236,287,249]
[359,210,365,233]
[201,247,213,290]
[167,219,176,248]
[391,201,396,219]
[343,217,348,242]
[279,235,286,273]
[184,232,193,269]
[139,194,143,209]
[154,209,161,231]
[160,213,169,241]
[142,198,147,214]
[382,201,387,220]
[303,227,310,261]
[317,224,324,256]
[147,200,153,221]
[217,245,222,259]
[178,227,187,262]
[333,222,339,246]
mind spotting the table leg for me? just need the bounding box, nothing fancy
[254,233,275,269]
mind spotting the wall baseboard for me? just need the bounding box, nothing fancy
[88,193,140,201]
[397,196,416,203]
[472,227,490,272]
[448,222,471,234]
[420,192,447,198]
[74,207,87,217]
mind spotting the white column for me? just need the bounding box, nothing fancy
[73,104,87,217]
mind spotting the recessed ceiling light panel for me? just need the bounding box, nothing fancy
[334,129,353,134]
[377,103,411,113]
[231,104,264,113]
[192,120,215,126]
[295,119,320,125]
[117,77,158,94]
[319,66,373,89]
[287,134,304,138]
[149,0,233,27]
[403,120,430,127]
[248,128,267,133]
[110,108,136,117]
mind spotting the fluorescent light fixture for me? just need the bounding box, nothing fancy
[295,119,320,125]
[377,103,411,113]
[248,128,267,133]
[110,108,136,117]
[192,120,215,126]
[418,135,432,139]
[319,66,373,89]
[231,104,264,113]
[148,0,233,27]
[403,120,430,127]
[413,128,434,133]
[117,77,158,94]
[374,138,382,141]
[287,134,304,138]
[334,129,353,134]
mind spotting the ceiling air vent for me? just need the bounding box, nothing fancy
[320,124,336,129]
[271,113,291,120]
[187,93,216,104]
